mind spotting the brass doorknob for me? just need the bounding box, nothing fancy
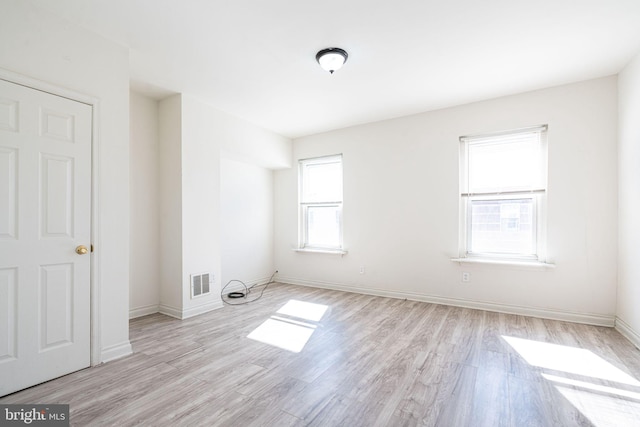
[75,245,88,255]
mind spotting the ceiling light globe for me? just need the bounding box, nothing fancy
[316,48,348,74]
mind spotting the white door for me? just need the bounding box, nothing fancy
[0,79,92,396]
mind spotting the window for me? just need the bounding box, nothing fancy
[299,155,343,251]
[459,125,547,261]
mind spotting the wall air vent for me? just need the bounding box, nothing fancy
[191,272,212,298]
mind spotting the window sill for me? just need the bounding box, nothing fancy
[294,248,348,255]
[451,257,555,269]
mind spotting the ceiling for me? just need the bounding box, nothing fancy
[31,0,640,138]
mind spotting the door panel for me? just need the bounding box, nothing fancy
[40,154,75,238]
[40,109,76,143]
[0,267,17,362]
[0,99,18,132]
[39,263,73,351]
[0,79,92,396]
[0,147,17,239]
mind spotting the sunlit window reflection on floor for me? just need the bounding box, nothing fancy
[554,384,640,427]
[247,300,329,353]
[504,336,640,426]
[247,317,315,353]
[503,336,640,386]
[541,374,640,400]
[276,299,328,322]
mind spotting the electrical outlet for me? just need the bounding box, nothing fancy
[359,265,365,274]
[462,272,470,282]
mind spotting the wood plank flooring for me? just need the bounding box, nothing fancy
[2,283,640,426]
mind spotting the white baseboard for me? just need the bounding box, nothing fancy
[158,300,223,320]
[129,304,160,319]
[278,276,615,327]
[615,317,640,349]
[158,304,183,319]
[101,341,133,363]
[182,300,223,319]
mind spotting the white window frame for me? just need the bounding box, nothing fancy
[458,125,548,262]
[299,154,344,251]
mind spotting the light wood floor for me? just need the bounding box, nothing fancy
[3,283,640,426]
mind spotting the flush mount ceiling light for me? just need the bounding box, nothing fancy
[316,47,348,74]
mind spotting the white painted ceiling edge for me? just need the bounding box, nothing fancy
[29,0,640,138]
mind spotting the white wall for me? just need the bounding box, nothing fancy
[157,94,290,318]
[275,76,618,325]
[617,52,640,347]
[0,1,131,361]
[129,92,160,318]
[158,95,183,315]
[180,95,223,317]
[217,110,292,170]
[221,158,275,288]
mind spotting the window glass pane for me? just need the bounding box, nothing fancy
[303,161,342,202]
[469,198,535,255]
[468,134,542,193]
[307,206,340,248]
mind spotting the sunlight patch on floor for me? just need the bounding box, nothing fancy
[247,300,329,353]
[247,317,315,353]
[503,335,640,386]
[542,373,640,400]
[276,299,328,322]
[504,335,640,427]
[554,385,640,427]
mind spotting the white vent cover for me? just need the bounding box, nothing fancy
[191,272,212,298]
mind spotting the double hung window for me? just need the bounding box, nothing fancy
[299,155,343,251]
[459,126,547,260]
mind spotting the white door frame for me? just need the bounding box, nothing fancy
[0,67,102,366]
